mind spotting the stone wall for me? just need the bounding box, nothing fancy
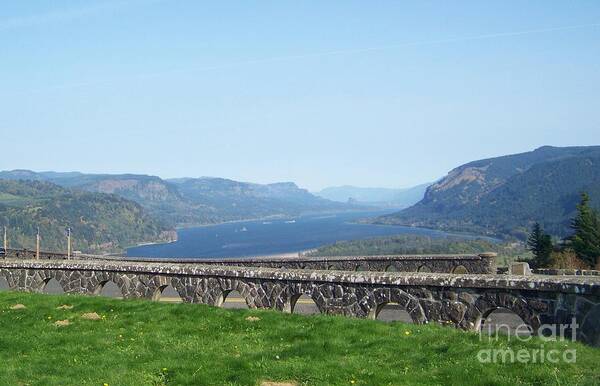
[2,248,497,274]
[155,253,497,274]
[1,248,69,260]
[533,268,600,276]
[1,258,598,345]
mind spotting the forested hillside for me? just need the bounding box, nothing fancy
[375,146,600,239]
[0,180,172,253]
[169,178,353,224]
[0,171,359,227]
[307,234,527,266]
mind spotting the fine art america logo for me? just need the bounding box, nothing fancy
[477,317,578,364]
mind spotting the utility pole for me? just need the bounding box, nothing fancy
[66,227,71,259]
[36,227,40,259]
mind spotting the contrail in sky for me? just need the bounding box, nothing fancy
[139,22,600,77]
[15,21,600,94]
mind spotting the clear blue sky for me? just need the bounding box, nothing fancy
[1,1,599,190]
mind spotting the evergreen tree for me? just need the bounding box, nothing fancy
[569,192,600,267]
[527,222,553,268]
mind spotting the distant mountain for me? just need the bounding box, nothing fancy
[0,171,359,227]
[374,146,600,239]
[0,179,172,253]
[315,183,430,208]
[168,177,357,223]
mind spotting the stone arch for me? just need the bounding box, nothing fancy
[369,288,426,324]
[479,307,531,337]
[355,264,368,271]
[43,278,64,294]
[28,270,54,292]
[222,290,250,309]
[452,265,469,274]
[373,303,414,323]
[580,304,600,347]
[474,292,539,333]
[385,265,398,272]
[418,265,432,273]
[283,284,323,314]
[289,293,321,315]
[0,274,10,291]
[95,280,123,298]
[153,285,183,303]
[217,279,256,309]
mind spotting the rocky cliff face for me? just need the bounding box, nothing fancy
[376,146,600,239]
[168,177,356,222]
[81,177,181,203]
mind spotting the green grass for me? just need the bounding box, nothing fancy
[0,291,598,386]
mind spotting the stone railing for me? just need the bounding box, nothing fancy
[1,248,72,260]
[151,253,497,274]
[533,268,600,276]
[0,258,599,345]
[3,248,497,274]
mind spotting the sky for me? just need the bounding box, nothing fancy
[0,1,599,191]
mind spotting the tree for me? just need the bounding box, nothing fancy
[527,222,553,268]
[569,192,600,267]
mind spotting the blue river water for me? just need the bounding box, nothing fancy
[126,210,468,259]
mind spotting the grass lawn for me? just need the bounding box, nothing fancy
[0,291,598,385]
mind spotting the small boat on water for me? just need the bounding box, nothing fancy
[284,220,296,224]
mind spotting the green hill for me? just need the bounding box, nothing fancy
[0,180,172,253]
[44,173,201,227]
[375,146,600,239]
[0,171,359,227]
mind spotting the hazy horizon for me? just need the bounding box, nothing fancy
[0,166,431,191]
[2,1,599,190]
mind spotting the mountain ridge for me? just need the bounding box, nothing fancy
[0,170,361,228]
[315,183,430,208]
[375,145,600,239]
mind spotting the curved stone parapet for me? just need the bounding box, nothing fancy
[1,259,599,345]
[190,253,497,274]
[1,248,497,274]
[533,268,600,276]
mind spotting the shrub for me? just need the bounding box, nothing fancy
[549,249,589,269]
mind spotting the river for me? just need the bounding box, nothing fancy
[126,210,469,259]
